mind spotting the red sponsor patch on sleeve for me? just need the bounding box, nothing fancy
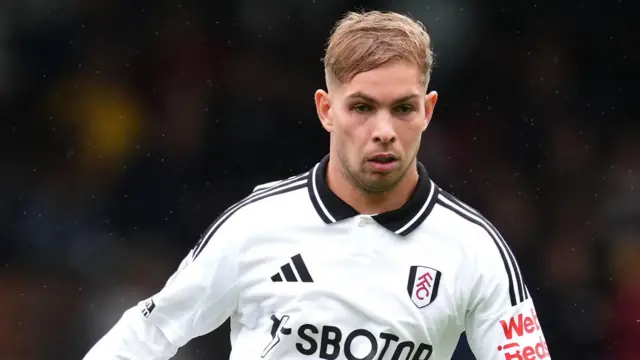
[497,308,550,360]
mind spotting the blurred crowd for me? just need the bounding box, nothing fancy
[0,1,637,359]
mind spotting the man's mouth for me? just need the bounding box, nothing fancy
[367,154,399,172]
[367,154,398,163]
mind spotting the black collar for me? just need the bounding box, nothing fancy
[307,155,437,236]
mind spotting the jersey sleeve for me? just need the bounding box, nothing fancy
[464,231,551,360]
[83,218,241,360]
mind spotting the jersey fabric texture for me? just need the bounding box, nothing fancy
[84,155,551,360]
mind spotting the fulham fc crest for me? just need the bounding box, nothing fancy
[407,266,442,308]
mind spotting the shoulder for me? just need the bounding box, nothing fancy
[191,171,310,258]
[241,171,311,216]
[212,170,310,229]
[249,171,310,196]
[428,187,500,250]
[430,187,528,306]
[432,188,503,251]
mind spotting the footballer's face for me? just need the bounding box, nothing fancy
[315,61,438,193]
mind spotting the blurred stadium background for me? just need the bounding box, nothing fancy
[0,0,637,359]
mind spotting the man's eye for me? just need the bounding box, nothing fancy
[394,104,415,114]
[353,104,373,113]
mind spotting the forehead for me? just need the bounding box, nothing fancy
[338,61,424,101]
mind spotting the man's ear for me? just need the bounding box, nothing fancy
[422,90,438,131]
[315,89,333,132]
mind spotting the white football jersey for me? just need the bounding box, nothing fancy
[84,155,551,360]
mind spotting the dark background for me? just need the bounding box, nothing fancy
[0,0,638,359]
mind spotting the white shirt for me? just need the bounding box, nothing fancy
[84,155,551,360]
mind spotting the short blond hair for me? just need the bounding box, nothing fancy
[323,10,434,87]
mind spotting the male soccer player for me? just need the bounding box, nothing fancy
[84,10,551,360]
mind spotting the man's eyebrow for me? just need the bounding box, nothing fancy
[346,92,420,104]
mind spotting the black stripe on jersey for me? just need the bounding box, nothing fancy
[251,172,309,197]
[192,178,307,259]
[271,273,283,282]
[291,254,313,282]
[439,190,526,304]
[436,198,517,306]
[436,190,525,306]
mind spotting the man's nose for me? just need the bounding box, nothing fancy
[372,114,396,144]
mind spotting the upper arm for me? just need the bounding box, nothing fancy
[140,222,241,344]
[84,214,243,359]
[464,229,551,360]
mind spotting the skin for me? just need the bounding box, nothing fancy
[314,60,438,215]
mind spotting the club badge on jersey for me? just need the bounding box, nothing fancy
[407,266,442,308]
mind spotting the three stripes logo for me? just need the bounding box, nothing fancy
[271,254,314,283]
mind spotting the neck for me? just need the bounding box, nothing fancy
[326,156,419,215]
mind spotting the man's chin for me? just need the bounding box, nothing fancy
[358,173,403,193]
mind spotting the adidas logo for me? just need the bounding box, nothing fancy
[271,254,314,283]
